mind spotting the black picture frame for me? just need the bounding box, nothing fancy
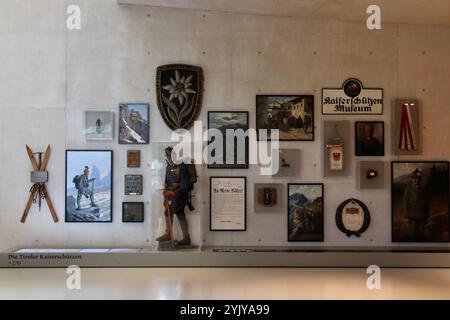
[207,111,249,169]
[391,161,450,243]
[122,202,145,223]
[355,121,385,156]
[65,150,113,223]
[335,198,371,237]
[256,94,315,141]
[209,176,247,231]
[118,103,150,145]
[124,174,143,196]
[287,183,324,242]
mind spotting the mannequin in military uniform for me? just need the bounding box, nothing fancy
[156,147,191,246]
[403,169,429,240]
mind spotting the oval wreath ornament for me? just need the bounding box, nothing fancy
[335,198,371,237]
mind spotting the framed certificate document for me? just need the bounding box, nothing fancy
[210,177,246,231]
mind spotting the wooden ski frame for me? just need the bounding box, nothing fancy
[21,145,59,223]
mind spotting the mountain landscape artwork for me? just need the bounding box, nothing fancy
[207,111,249,169]
[288,183,324,241]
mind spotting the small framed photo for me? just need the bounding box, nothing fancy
[124,175,143,195]
[355,121,385,156]
[127,150,141,168]
[85,111,114,141]
[122,202,144,223]
[256,95,314,141]
[119,103,150,144]
[254,183,282,213]
[288,183,324,241]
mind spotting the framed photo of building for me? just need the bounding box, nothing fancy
[288,183,324,241]
[355,121,385,156]
[256,95,314,141]
[85,111,114,141]
[65,150,113,223]
[119,103,150,144]
[127,150,141,168]
[391,161,449,242]
[207,111,249,169]
[210,177,246,231]
[124,175,143,196]
[122,202,144,223]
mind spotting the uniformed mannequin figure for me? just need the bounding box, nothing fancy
[156,146,191,246]
[403,169,429,240]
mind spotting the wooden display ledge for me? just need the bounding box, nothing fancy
[1,246,450,268]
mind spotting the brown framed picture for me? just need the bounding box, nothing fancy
[127,150,141,168]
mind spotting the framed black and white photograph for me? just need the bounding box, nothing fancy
[207,111,249,169]
[119,103,150,144]
[85,111,114,141]
[392,161,449,242]
[288,183,324,241]
[355,121,384,156]
[256,95,314,141]
[122,202,144,223]
[65,150,113,223]
[210,177,246,231]
[124,174,143,196]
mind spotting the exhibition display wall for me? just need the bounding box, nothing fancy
[1,0,450,255]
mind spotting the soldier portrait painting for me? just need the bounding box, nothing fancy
[392,162,449,242]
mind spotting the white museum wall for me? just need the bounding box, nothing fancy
[0,0,449,251]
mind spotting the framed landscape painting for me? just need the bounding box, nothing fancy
[392,161,449,242]
[65,150,113,223]
[207,111,249,169]
[288,183,324,241]
[256,95,314,141]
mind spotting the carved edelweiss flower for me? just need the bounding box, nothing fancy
[162,70,196,105]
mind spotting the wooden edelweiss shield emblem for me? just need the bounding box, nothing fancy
[156,64,204,130]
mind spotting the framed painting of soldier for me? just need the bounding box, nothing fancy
[256,95,314,141]
[391,161,449,242]
[65,150,113,223]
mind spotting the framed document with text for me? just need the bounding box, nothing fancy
[210,177,246,231]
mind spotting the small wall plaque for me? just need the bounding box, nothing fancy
[124,175,143,195]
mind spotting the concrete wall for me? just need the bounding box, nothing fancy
[0,0,449,251]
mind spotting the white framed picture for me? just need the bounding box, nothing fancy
[85,111,114,141]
